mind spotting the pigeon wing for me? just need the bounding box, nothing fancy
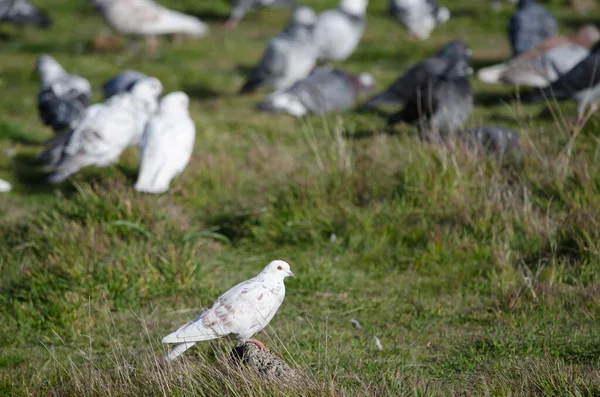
[162,279,261,343]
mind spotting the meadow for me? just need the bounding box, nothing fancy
[1,0,600,395]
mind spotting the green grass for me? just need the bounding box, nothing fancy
[2,0,600,395]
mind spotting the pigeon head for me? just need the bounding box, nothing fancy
[292,6,317,26]
[159,91,190,113]
[131,77,163,100]
[35,55,66,84]
[261,260,295,279]
[572,25,600,48]
[438,41,472,61]
[517,0,535,7]
[339,0,368,16]
[356,72,376,94]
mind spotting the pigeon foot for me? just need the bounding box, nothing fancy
[248,338,268,351]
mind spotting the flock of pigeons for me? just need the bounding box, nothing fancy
[1,0,599,359]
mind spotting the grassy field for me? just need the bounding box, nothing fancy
[2,0,600,395]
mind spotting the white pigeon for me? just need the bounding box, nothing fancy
[389,0,450,40]
[240,6,318,93]
[42,77,163,183]
[162,260,295,361]
[90,0,208,40]
[0,178,11,193]
[135,92,196,194]
[35,55,92,134]
[312,0,367,62]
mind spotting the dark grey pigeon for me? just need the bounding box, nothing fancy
[0,0,51,28]
[526,41,600,123]
[509,0,557,58]
[386,41,473,140]
[459,126,521,156]
[227,0,296,28]
[257,67,376,116]
[35,55,91,134]
[103,69,148,100]
[361,40,472,111]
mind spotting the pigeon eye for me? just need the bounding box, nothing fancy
[277,265,282,270]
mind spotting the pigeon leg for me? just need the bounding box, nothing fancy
[223,19,239,30]
[145,36,158,56]
[248,338,267,351]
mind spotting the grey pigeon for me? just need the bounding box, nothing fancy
[389,0,449,40]
[526,42,600,123]
[41,77,163,183]
[257,67,376,116]
[35,55,92,134]
[459,126,521,156]
[0,0,51,27]
[240,6,318,93]
[478,25,600,88]
[313,0,367,62]
[386,41,473,140]
[103,69,148,100]
[362,40,472,110]
[227,0,296,28]
[509,0,557,58]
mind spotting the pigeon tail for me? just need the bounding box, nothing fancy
[476,63,509,84]
[360,91,401,111]
[164,342,196,361]
[240,78,262,94]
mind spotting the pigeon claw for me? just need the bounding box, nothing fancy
[248,338,268,351]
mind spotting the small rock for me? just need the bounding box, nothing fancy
[230,342,302,387]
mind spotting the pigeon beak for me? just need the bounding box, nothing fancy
[287,270,296,278]
[466,48,473,57]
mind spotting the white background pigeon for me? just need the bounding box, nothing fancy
[43,77,163,183]
[35,55,91,134]
[389,0,449,40]
[90,0,208,49]
[0,178,11,192]
[135,92,196,194]
[162,260,295,361]
[240,7,318,93]
[313,0,367,62]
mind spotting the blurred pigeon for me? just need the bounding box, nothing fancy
[526,42,600,123]
[257,67,376,116]
[389,0,450,40]
[135,92,196,194]
[459,126,521,155]
[509,0,557,58]
[0,178,11,192]
[103,69,148,100]
[41,77,163,183]
[478,25,600,87]
[227,0,296,28]
[362,40,472,110]
[35,55,91,134]
[313,0,367,62]
[90,0,208,53]
[387,41,473,139]
[0,0,51,28]
[240,7,318,93]
[162,260,295,361]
